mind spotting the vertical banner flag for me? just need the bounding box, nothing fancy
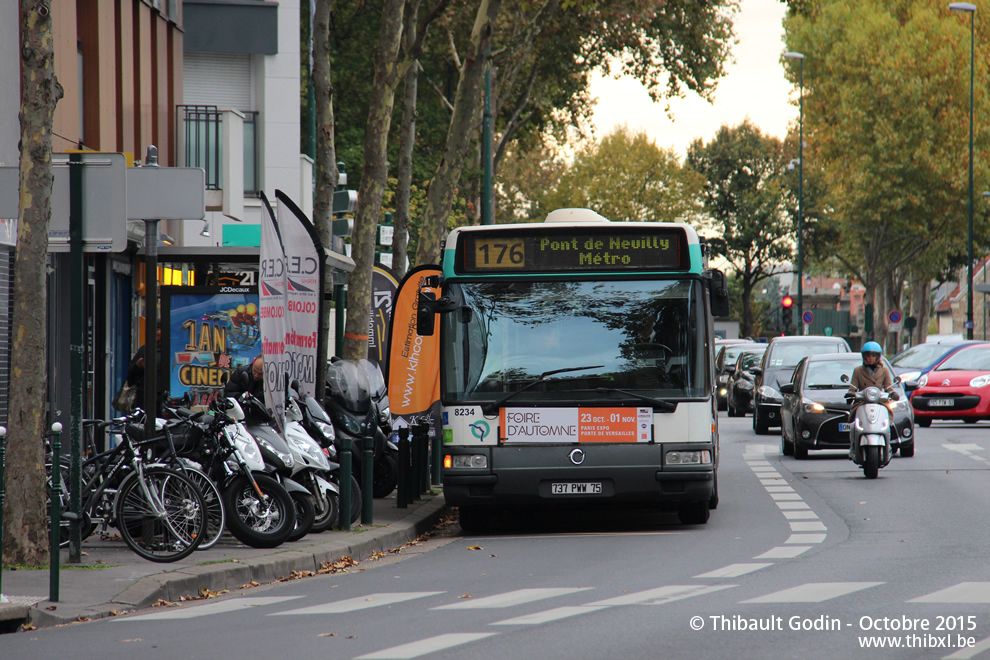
[386,265,443,441]
[370,264,398,378]
[274,190,325,397]
[259,193,287,424]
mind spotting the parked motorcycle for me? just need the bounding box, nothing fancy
[324,359,381,504]
[360,360,399,498]
[846,386,894,479]
[235,391,318,542]
[168,396,297,548]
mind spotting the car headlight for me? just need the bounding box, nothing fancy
[666,450,712,465]
[970,375,990,388]
[446,454,488,469]
[757,386,782,401]
[802,398,825,413]
[899,370,921,383]
[917,374,928,388]
[718,374,730,384]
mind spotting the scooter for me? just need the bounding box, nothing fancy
[846,386,894,479]
[360,360,399,498]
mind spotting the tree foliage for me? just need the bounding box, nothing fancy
[686,120,794,338]
[499,126,704,224]
[784,0,990,342]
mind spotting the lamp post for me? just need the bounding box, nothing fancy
[950,3,976,339]
[784,51,805,334]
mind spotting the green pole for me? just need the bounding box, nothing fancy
[49,422,63,602]
[481,68,493,225]
[0,426,6,599]
[68,153,84,563]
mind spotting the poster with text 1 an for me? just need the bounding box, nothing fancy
[161,286,260,410]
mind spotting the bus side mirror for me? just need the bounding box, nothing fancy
[417,290,437,336]
[708,269,730,317]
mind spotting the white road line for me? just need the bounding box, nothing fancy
[909,582,990,603]
[786,533,826,544]
[770,492,803,501]
[356,633,496,659]
[776,501,810,510]
[432,588,592,610]
[742,582,883,603]
[759,478,787,485]
[943,444,984,453]
[789,521,827,532]
[782,511,818,520]
[754,546,810,559]
[491,606,608,625]
[943,634,990,659]
[118,596,303,621]
[764,486,795,492]
[694,564,773,578]
[270,592,444,615]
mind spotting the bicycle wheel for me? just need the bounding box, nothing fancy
[179,468,226,550]
[115,467,206,562]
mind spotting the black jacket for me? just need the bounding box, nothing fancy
[224,363,265,399]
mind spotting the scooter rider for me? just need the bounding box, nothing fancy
[847,341,898,459]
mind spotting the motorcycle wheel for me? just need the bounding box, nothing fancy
[287,491,316,542]
[222,474,295,548]
[311,486,338,533]
[863,446,880,479]
[373,454,398,499]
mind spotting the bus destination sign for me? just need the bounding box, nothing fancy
[458,227,686,274]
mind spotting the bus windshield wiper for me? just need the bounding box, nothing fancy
[594,387,676,412]
[481,365,604,415]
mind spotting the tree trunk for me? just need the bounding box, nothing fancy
[393,3,422,281]
[740,273,754,339]
[342,0,405,359]
[4,0,62,567]
[413,0,502,266]
[312,0,337,394]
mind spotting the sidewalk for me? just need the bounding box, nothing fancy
[0,492,447,632]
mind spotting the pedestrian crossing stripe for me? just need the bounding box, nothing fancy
[432,588,592,610]
[908,582,990,603]
[270,592,445,615]
[694,564,772,578]
[741,582,883,603]
[754,546,810,559]
[117,596,304,621]
[355,633,496,659]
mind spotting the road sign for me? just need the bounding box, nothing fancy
[802,310,813,324]
[824,326,833,336]
[888,310,902,324]
[904,316,917,330]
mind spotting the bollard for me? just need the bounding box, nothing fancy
[361,435,374,524]
[410,424,424,500]
[49,422,63,602]
[419,427,431,495]
[0,426,6,600]
[396,429,409,509]
[431,432,442,486]
[338,436,352,531]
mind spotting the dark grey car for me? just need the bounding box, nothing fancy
[752,335,851,434]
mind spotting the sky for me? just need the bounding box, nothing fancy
[589,0,795,158]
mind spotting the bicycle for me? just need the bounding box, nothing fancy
[47,412,207,562]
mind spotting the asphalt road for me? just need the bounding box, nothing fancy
[4,414,990,660]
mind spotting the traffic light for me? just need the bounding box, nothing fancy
[781,295,794,328]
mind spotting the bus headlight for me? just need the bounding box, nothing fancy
[447,454,488,469]
[666,450,712,465]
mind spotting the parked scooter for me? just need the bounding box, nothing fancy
[360,360,399,498]
[324,359,381,503]
[846,386,894,479]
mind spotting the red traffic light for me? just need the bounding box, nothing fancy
[781,296,794,308]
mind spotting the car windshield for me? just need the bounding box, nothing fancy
[935,346,990,371]
[440,279,709,402]
[766,342,847,369]
[721,344,755,366]
[737,350,766,372]
[804,360,856,388]
[890,343,956,368]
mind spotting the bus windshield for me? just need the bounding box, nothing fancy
[441,278,709,403]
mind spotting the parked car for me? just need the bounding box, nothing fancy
[726,346,769,417]
[910,344,990,427]
[752,335,851,434]
[715,340,758,410]
[779,353,914,459]
[889,341,990,394]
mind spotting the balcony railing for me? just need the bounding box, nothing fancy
[175,105,259,195]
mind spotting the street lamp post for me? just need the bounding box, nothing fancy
[950,2,976,339]
[784,51,805,335]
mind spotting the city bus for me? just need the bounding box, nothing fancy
[418,208,728,530]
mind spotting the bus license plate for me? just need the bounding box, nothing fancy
[839,423,851,432]
[551,482,602,495]
[929,399,954,407]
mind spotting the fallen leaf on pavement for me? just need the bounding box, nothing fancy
[318,632,338,637]
[459,594,471,599]
[466,545,483,550]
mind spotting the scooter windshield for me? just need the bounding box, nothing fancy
[326,359,373,414]
[358,359,388,401]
